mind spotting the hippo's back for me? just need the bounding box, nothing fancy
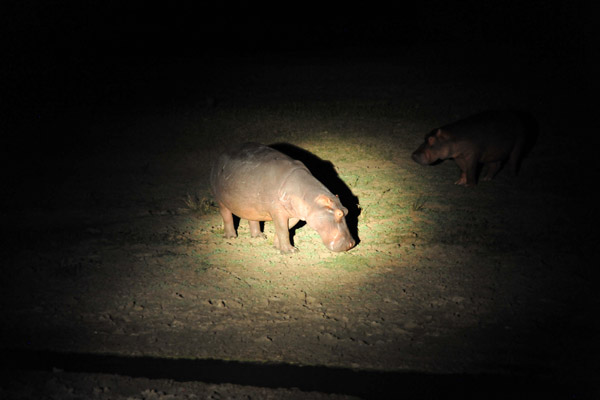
[444,111,526,144]
[210,143,305,217]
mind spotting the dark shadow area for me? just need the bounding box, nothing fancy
[479,109,539,181]
[270,143,361,245]
[513,109,539,175]
[232,215,241,233]
[0,348,582,399]
[288,220,306,248]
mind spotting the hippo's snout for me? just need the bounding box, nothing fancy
[411,150,430,166]
[327,236,355,252]
[411,150,424,165]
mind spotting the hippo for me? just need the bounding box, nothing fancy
[210,143,355,253]
[411,110,533,186]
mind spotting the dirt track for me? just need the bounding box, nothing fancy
[2,43,597,398]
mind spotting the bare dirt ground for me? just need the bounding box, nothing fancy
[2,47,597,399]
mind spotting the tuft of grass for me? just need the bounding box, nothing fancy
[412,194,428,211]
[183,193,216,215]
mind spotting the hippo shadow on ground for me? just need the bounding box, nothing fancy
[270,143,361,247]
[229,216,265,239]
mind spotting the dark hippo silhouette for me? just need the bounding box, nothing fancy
[210,143,355,253]
[412,110,536,186]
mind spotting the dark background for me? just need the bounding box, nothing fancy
[4,1,589,56]
[2,0,593,216]
[4,1,591,109]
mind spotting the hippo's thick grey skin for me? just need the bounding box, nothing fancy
[411,110,530,186]
[210,143,355,253]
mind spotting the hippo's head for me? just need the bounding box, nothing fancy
[305,194,355,252]
[411,129,452,165]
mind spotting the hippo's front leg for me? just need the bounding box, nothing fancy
[482,161,502,181]
[454,156,478,187]
[273,214,298,254]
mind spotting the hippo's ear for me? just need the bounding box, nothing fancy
[315,194,335,209]
[435,129,450,141]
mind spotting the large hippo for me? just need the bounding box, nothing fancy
[210,143,355,253]
[411,110,533,186]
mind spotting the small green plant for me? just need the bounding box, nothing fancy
[412,194,428,211]
[183,193,215,214]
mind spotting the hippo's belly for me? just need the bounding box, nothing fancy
[218,191,274,221]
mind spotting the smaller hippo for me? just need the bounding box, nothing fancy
[411,110,533,186]
[210,143,355,254]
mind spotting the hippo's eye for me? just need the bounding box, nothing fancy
[334,209,344,221]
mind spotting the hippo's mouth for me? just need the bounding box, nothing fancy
[326,231,356,252]
[411,152,430,165]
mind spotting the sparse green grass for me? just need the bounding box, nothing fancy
[174,98,552,285]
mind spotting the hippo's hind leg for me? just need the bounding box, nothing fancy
[455,170,468,186]
[248,220,266,239]
[218,202,237,238]
[482,161,502,181]
[507,142,524,176]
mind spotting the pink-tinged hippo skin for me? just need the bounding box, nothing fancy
[412,110,534,187]
[210,143,356,254]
